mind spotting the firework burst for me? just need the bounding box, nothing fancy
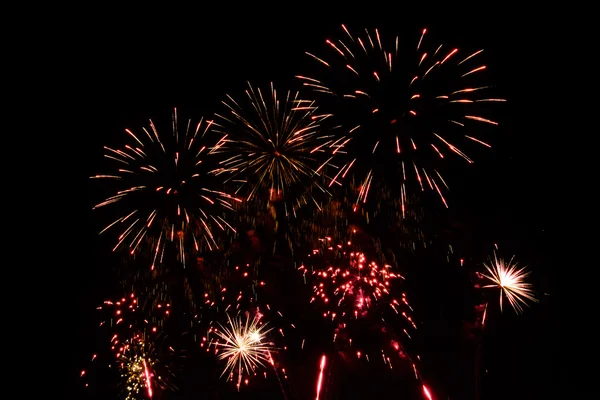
[298,25,504,207]
[195,261,296,391]
[298,234,419,371]
[481,252,537,313]
[210,82,338,217]
[116,333,174,399]
[81,292,181,398]
[91,108,240,269]
[210,313,275,390]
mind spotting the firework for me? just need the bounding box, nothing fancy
[116,333,174,399]
[210,313,275,390]
[481,252,537,313]
[298,25,504,206]
[91,108,240,269]
[298,234,419,370]
[210,82,338,217]
[289,182,428,283]
[97,292,171,338]
[82,292,180,398]
[195,261,296,391]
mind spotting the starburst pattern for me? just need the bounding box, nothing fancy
[298,25,504,206]
[211,82,337,216]
[481,252,537,313]
[211,313,275,390]
[91,108,240,268]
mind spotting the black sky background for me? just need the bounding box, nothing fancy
[63,6,560,399]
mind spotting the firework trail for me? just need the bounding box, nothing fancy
[298,25,504,207]
[315,354,327,400]
[210,82,339,219]
[91,108,240,270]
[81,292,182,399]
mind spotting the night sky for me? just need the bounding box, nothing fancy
[64,6,559,399]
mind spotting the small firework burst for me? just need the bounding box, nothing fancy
[298,25,504,206]
[116,334,166,399]
[481,252,537,313]
[298,234,419,370]
[195,261,296,390]
[91,108,240,268]
[211,313,275,390]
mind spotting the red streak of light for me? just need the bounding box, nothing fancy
[422,384,433,400]
[315,354,327,400]
[142,359,153,398]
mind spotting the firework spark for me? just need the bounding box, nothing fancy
[98,292,170,339]
[481,252,537,313]
[91,108,240,268]
[298,25,504,206]
[210,82,338,217]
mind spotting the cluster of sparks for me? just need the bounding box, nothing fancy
[299,236,419,370]
[211,82,337,216]
[91,108,240,269]
[82,293,175,398]
[116,335,162,400]
[481,252,537,314]
[97,292,170,347]
[298,25,505,207]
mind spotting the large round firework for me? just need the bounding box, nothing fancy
[297,25,504,206]
[210,82,338,217]
[91,108,240,268]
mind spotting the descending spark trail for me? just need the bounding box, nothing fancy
[315,354,327,400]
[422,384,434,400]
[298,25,504,206]
[142,359,153,398]
[91,108,240,268]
